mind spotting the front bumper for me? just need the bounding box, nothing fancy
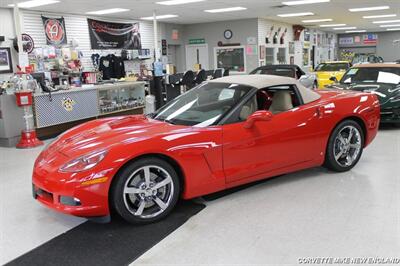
[380,106,400,123]
[32,166,112,218]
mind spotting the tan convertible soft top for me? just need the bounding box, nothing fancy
[209,75,321,104]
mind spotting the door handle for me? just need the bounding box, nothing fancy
[316,106,325,118]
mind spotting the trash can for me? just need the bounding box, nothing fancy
[145,95,156,115]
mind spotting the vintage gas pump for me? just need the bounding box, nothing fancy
[12,72,43,148]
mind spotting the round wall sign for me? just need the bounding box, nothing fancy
[224,29,233,40]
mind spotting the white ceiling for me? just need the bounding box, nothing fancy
[1,0,400,33]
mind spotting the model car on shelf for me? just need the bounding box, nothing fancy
[326,63,400,126]
[32,75,380,224]
[250,64,317,89]
[352,53,384,65]
[314,61,351,89]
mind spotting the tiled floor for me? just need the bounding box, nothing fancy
[1,127,399,265]
[132,127,400,265]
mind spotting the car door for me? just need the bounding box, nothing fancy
[222,86,326,184]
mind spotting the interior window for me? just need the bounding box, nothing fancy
[224,85,303,124]
[257,85,301,114]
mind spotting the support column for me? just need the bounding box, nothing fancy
[153,11,159,61]
[13,1,23,65]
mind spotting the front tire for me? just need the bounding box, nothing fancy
[111,157,180,224]
[324,120,364,172]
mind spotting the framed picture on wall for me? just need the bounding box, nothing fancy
[0,47,13,74]
[214,46,246,74]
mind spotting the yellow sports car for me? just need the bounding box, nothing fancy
[314,61,351,89]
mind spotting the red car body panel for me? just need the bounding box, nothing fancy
[32,89,380,219]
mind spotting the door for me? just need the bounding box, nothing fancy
[185,44,209,71]
[222,88,326,183]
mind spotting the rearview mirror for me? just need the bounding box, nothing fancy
[329,76,338,82]
[244,110,273,129]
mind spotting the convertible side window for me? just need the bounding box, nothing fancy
[257,85,302,114]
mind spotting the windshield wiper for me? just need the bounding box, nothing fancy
[164,119,176,125]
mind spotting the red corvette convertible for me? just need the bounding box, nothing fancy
[32,75,380,224]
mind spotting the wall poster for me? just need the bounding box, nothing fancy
[42,16,68,46]
[87,18,141,49]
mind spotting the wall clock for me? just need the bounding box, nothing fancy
[224,29,233,40]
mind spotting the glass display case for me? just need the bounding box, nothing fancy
[98,82,145,115]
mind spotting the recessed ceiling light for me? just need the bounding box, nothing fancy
[379,24,400,28]
[319,24,346,27]
[387,28,400,31]
[333,27,357,30]
[141,14,179,20]
[345,30,366,33]
[204,7,247,13]
[302,18,332,23]
[8,0,59,8]
[349,6,389,12]
[156,0,205,5]
[86,8,130,15]
[373,19,400,24]
[363,14,397,19]
[282,0,330,5]
[277,12,314,17]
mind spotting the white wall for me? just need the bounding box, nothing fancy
[182,18,259,73]
[0,8,17,81]
[20,10,157,72]
[258,18,337,70]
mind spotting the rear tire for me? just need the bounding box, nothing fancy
[111,157,180,224]
[324,120,364,172]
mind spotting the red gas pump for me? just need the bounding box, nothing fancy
[13,72,43,148]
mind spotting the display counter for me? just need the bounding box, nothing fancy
[33,81,146,128]
[33,81,146,139]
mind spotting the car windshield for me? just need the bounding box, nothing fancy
[340,67,400,85]
[152,82,252,127]
[251,67,295,78]
[315,63,349,72]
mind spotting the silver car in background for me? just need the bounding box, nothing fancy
[250,64,317,89]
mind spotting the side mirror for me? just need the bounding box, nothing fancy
[329,76,338,82]
[244,110,273,129]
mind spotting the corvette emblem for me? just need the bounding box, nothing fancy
[61,97,76,112]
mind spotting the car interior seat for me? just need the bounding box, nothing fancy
[269,91,294,114]
[239,96,257,121]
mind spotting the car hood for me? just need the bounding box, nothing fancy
[327,83,400,105]
[49,115,186,159]
[316,71,345,79]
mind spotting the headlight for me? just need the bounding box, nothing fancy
[59,149,108,173]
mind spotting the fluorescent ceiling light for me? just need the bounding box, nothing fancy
[333,27,357,30]
[157,0,205,5]
[282,0,330,5]
[302,18,332,23]
[278,12,314,17]
[373,19,400,24]
[346,30,366,33]
[86,8,130,15]
[349,6,389,12]
[141,14,178,20]
[8,0,59,8]
[379,24,400,27]
[204,7,247,13]
[363,14,396,19]
[387,28,400,31]
[319,24,346,27]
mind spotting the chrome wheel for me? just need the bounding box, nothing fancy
[333,125,362,167]
[123,165,174,219]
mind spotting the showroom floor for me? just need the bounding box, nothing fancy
[1,126,399,265]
